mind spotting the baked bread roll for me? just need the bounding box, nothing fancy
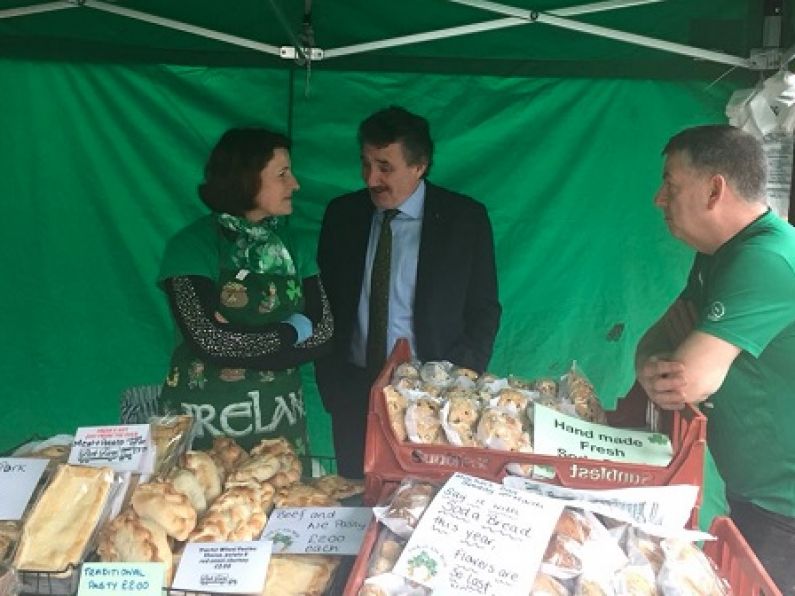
[14,464,114,571]
[266,454,302,489]
[131,481,197,541]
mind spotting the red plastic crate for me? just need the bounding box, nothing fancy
[364,340,706,508]
[344,508,778,595]
[703,517,782,596]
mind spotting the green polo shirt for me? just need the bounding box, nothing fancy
[683,210,795,516]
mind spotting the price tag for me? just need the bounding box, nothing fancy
[78,562,164,596]
[393,473,563,595]
[262,507,372,555]
[68,425,153,473]
[533,403,673,466]
[0,458,48,520]
[172,541,272,594]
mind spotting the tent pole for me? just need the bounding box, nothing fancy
[83,0,281,56]
[324,0,661,59]
[324,18,525,59]
[0,2,76,20]
[452,0,752,69]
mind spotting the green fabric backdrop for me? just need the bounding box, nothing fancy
[0,57,735,526]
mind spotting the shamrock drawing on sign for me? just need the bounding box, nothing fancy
[648,433,668,445]
[407,551,438,582]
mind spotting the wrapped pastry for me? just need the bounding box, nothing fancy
[383,385,409,442]
[310,474,365,501]
[14,464,115,572]
[97,509,173,584]
[476,407,531,451]
[450,365,479,382]
[440,395,480,446]
[614,564,658,596]
[419,361,454,387]
[533,377,559,399]
[0,522,19,562]
[393,361,421,381]
[533,572,571,595]
[180,450,224,502]
[404,397,447,444]
[150,414,194,476]
[507,374,534,391]
[657,538,730,596]
[261,554,340,596]
[378,480,437,537]
[130,481,197,541]
[393,376,422,392]
[561,363,607,424]
[494,387,532,415]
[359,572,431,596]
[365,528,406,577]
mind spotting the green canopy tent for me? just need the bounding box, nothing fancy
[1,0,792,527]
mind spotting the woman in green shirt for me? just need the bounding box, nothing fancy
[158,128,332,451]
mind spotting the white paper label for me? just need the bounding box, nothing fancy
[533,403,673,466]
[78,563,164,596]
[261,507,371,555]
[172,541,272,594]
[0,457,48,520]
[69,425,153,473]
[393,473,564,595]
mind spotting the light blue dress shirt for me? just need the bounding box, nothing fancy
[350,180,425,367]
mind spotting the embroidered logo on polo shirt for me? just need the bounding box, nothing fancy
[707,301,725,321]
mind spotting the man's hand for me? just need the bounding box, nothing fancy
[638,355,688,410]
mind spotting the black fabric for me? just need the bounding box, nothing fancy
[326,362,371,479]
[366,209,399,376]
[165,274,332,370]
[728,497,795,595]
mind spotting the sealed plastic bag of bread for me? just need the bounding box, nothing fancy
[261,554,340,596]
[657,538,730,596]
[383,385,409,442]
[373,479,438,538]
[359,572,431,596]
[14,464,116,572]
[476,406,534,475]
[365,527,407,577]
[0,522,19,563]
[558,362,607,424]
[150,414,194,477]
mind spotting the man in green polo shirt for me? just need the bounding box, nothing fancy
[636,125,795,594]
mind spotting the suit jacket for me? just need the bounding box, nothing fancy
[315,181,501,411]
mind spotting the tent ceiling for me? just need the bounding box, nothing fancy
[0,0,791,79]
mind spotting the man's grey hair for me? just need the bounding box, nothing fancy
[663,125,767,203]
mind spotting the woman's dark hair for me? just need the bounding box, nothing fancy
[199,127,291,215]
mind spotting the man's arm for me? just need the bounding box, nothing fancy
[636,301,741,410]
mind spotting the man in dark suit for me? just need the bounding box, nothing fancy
[315,106,501,477]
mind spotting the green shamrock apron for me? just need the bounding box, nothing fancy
[159,214,308,453]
